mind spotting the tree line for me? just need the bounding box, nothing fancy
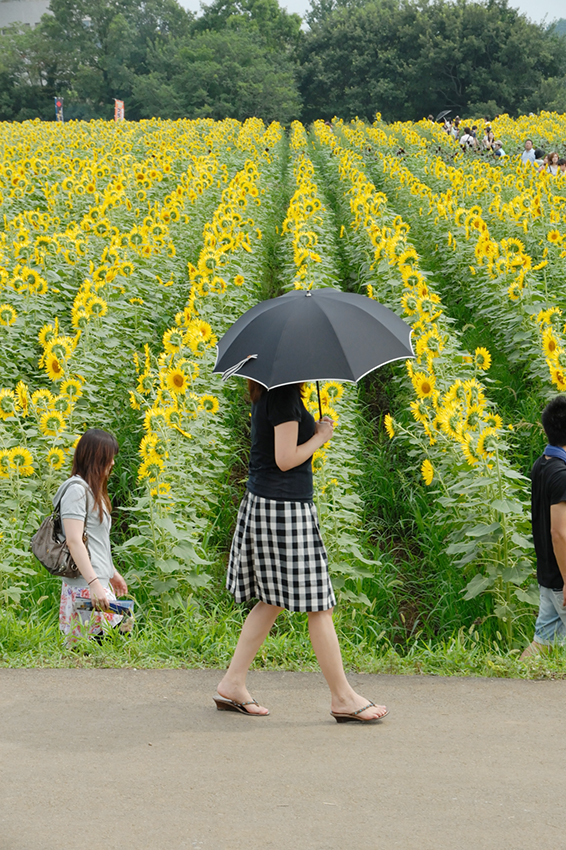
[0,0,565,124]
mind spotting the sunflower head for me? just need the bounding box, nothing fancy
[166,368,189,395]
[46,447,65,470]
[9,446,34,476]
[40,409,66,436]
[421,459,434,486]
[323,381,343,401]
[60,378,83,399]
[412,371,436,399]
[0,304,17,326]
[198,394,220,414]
[0,450,10,478]
[162,327,184,354]
[52,394,72,415]
[384,413,395,439]
[474,347,492,371]
[0,389,16,419]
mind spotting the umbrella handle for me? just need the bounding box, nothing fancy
[316,381,323,420]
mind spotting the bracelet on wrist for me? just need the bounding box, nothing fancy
[87,577,98,586]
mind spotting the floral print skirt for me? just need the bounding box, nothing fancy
[59,581,123,639]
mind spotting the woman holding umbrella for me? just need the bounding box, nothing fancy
[213,288,413,721]
[215,379,388,722]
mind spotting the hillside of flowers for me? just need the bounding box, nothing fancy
[1,112,565,649]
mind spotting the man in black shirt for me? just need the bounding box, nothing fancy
[522,396,566,657]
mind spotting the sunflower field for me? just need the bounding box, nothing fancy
[1,112,566,663]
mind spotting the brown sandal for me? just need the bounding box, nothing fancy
[213,695,270,716]
[330,701,388,723]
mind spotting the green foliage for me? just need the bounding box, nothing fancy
[300,0,566,122]
[0,0,301,122]
[132,30,301,122]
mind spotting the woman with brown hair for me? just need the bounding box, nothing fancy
[215,381,388,722]
[55,428,129,642]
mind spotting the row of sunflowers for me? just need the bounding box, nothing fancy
[1,113,564,640]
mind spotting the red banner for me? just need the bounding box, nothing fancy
[114,100,125,121]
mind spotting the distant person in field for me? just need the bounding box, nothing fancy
[214,381,388,722]
[522,397,566,659]
[459,127,476,150]
[534,148,546,168]
[492,140,506,158]
[483,128,495,150]
[546,152,560,175]
[559,158,566,175]
[521,139,536,166]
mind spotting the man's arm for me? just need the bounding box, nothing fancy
[550,501,566,606]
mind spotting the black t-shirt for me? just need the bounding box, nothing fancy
[247,384,315,502]
[531,455,566,588]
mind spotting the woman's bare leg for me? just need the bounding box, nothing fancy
[217,601,283,715]
[308,609,387,719]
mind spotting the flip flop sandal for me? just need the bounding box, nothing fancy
[213,695,270,716]
[330,701,389,723]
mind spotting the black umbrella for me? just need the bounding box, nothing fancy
[435,109,452,123]
[213,289,414,417]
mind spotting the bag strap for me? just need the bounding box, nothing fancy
[54,478,90,526]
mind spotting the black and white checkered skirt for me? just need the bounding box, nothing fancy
[226,491,336,612]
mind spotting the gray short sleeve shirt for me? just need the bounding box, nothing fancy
[53,475,114,588]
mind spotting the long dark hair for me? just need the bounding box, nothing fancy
[247,379,266,403]
[71,429,119,520]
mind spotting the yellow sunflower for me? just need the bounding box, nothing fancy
[166,368,189,395]
[52,394,73,415]
[44,352,65,382]
[384,413,395,439]
[234,275,245,286]
[549,364,566,392]
[9,446,34,476]
[31,389,54,409]
[474,347,492,371]
[143,407,167,432]
[86,296,108,317]
[477,427,499,459]
[412,371,436,399]
[164,407,182,427]
[138,454,164,482]
[312,449,327,473]
[0,450,10,478]
[542,328,560,359]
[323,381,343,401]
[421,459,434,486]
[0,304,17,326]
[60,378,83,399]
[137,371,155,395]
[162,327,184,354]
[461,435,481,466]
[40,410,66,436]
[198,395,220,414]
[15,381,29,416]
[482,413,503,430]
[46,447,65,470]
[0,389,16,420]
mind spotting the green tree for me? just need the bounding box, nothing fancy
[300,0,566,122]
[131,28,301,121]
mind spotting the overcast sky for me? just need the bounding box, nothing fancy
[178,0,565,24]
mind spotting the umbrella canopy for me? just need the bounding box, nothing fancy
[213,289,414,392]
[435,109,452,122]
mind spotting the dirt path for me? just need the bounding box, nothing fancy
[0,669,562,849]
